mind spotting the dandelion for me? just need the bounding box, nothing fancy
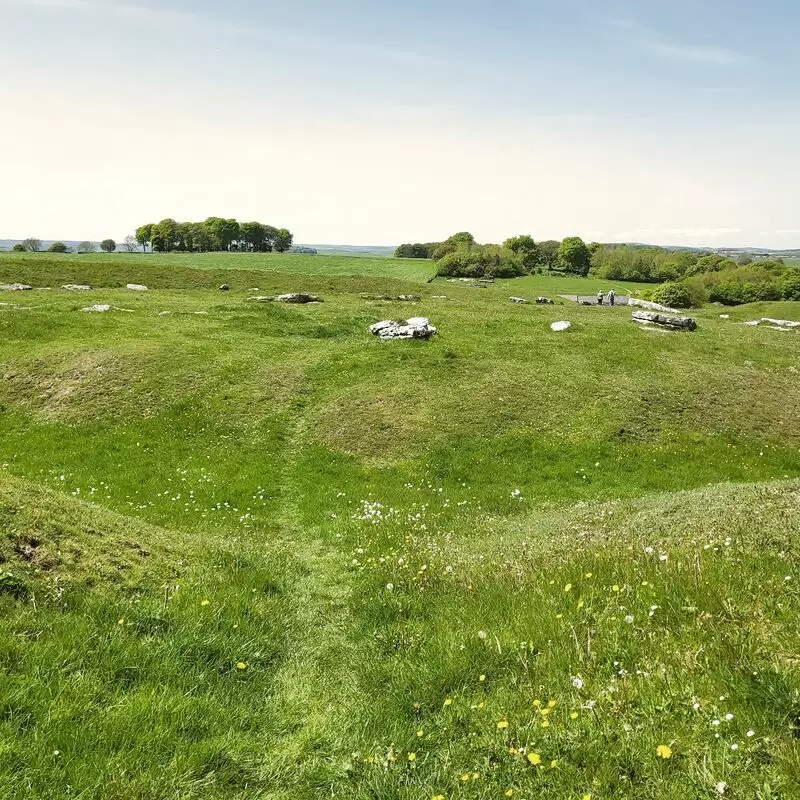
[432,795,445,800]
[504,791,514,797]
[443,698,453,707]
[583,795,592,800]
[461,773,470,782]
[585,572,593,578]
[200,600,210,606]
[570,711,579,719]
[656,744,673,759]
[236,661,248,670]
[547,699,557,708]
[564,583,573,592]
[417,729,424,737]
[408,752,416,761]
[527,752,541,765]
[612,584,620,592]
[471,772,479,780]
[540,720,550,728]
[497,720,509,730]
[479,674,486,682]
[117,618,125,625]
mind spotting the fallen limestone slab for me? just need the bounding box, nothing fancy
[550,320,571,332]
[510,296,529,304]
[82,304,112,312]
[761,317,800,328]
[127,283,148,291]
[719,314,730,319]
[632,310,696,331]
[219,284,230,291]
[62,284,92,291]
[249,293,321,303]
[369,317,437,340]
[740,320,760,326]
[0,283,33,291]
[628,297,678,314]
[536,297,555,304]
[398,294,420,301]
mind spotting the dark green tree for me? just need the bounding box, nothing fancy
[503,235,540,272]
[274,228,293,253]
[135,224,153,253]
[100,239,116,253]
[558,237,591,275]
[47,241,69,253]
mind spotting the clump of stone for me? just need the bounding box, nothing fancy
[249,293,321,303]
[369,317,437,340]
[0,283,33,291]
[632,310,696,331]
[536,296,555,304]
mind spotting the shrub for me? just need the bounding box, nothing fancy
[11,243,26,252]
[781,270,800,300]
[47,242,69,253]
[650,281,705,309]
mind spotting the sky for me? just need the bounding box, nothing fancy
[2,0,800,248]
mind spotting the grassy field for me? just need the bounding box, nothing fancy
[1,260,800,799]
[0,251,438,284]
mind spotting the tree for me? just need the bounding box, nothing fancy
[432,232,476,261]
[395,243,436,259]
[274,228,293,253]
[47,241,69,253]
[135,224,153,253]
[11,243,26,252]
[240,221,268,252]
[77,241,96,253]
[122,235,138,253]
[537,240,561,270]
[558,236,591,276]
[100,239,116,253]
[151,219,179,252]
[21,237,42,252]
[503,235,540,272]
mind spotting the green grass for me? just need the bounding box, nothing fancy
[0,266,799,798]
[0,250,437,284]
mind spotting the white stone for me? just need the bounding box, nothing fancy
[550,321,571,332]
[82,304,112,312]
[126,283,148,291]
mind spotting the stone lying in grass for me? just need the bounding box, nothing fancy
[550,320,571,332]
[632,310,697,331]
[219,284,230,291]
[761,317,800,328]
[536,296,555,304]
[249,293,321,303]
[62,284,92,291]
[510,296,529,304]
[82,304,112,313]
[0,283,33,291]
[628,297,678,313]
[360,293,421,301]
[369,317,437,340]
[126,283,148,291]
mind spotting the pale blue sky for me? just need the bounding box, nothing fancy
[2,0,799,246]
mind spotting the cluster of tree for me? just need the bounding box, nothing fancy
[395,232,592,278]
[135,218,293,253]
[645,261,800,307]
[12,239,121,254]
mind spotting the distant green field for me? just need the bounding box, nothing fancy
[0,251,437,282]
[1,261,799,799]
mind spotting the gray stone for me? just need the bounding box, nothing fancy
[249,293,321,303]
[219,284,230,291]
[761,317,800,328]
[398,294,420,301]
[550,321,571,332]
[628,297,678,314]
[62,284,92,291]
[369,317,437,340]
[536,296,555,304]
[509,296,529,304]
[127,283,148,291]
[82,304,112,313]
[0,283,33,291]
[632,310,696,331]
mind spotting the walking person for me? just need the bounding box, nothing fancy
[597,290,604,306]
[609,288,616,306]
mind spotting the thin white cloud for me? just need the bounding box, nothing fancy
[612,18,751,67]
[3,0,196,24]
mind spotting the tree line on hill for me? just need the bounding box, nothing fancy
[395,233,591,278]
[395,234,800,306]
[12,238,122,254]
[135,218,293,253]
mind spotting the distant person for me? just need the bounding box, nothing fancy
[597,290,604,306]
[609,288,616,306]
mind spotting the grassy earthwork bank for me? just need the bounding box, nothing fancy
[1,251,800,799]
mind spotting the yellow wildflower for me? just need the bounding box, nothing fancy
[416,729,424,737]
[461,773,470,782]
[505,791,514,798]
[550,759,559,769]
[656,744,673,759]
[527,752,542,766]
[236,661,248,670]
[471,772,479,780]
[612,585,620,593]
[555,613,563,619]
[408,752,416,762]
[533,699,542,707]
[585,572,593,578]
[479,674,486,682]
[570,711,579,720]
[540,707,551,716]
[432,795,445,800]
[200,599,210,606]
[577,600,585,609]
[497,719,509,730]
[117,618,125,625]
[540,720,550,728]
[564,583,573,592]
[583,795,592,800]
[477,701,485,709]
[547,699,557,708]
[443,698,453,706]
